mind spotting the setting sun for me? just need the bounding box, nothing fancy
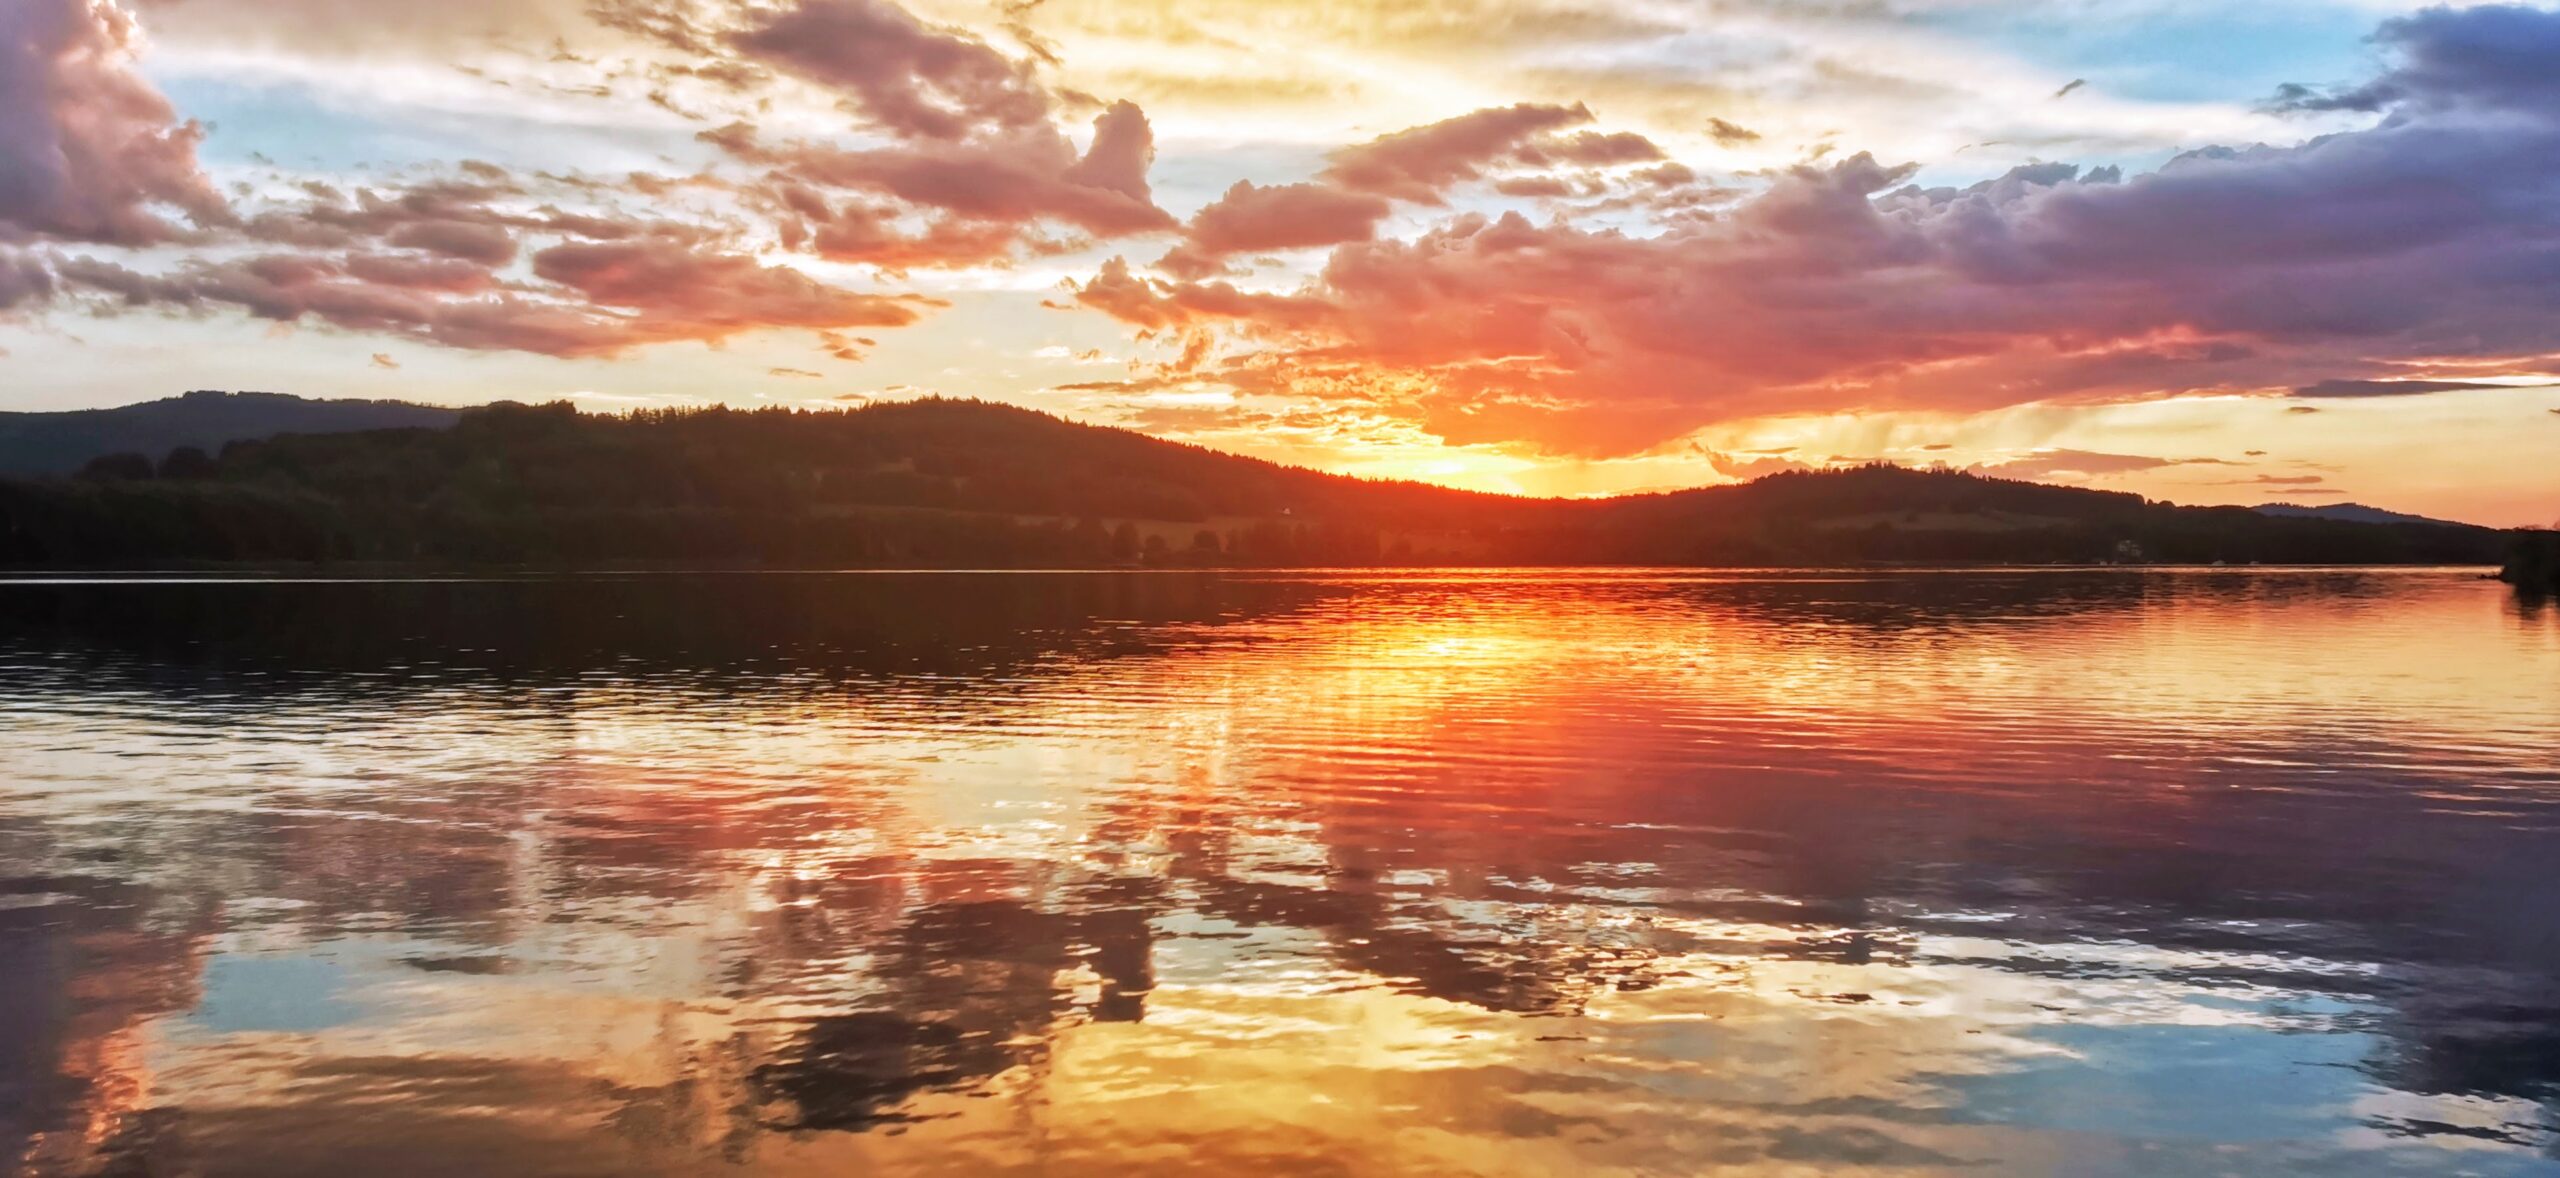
[7,0,2560,523]
[8,2,2560,1174]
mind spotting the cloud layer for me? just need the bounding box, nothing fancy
[0,0,230,248]
[8,0,2560,496]
[0,0,1002,351]
[1047,5,2560,455]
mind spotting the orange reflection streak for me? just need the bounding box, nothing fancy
[3,570,2558,1175]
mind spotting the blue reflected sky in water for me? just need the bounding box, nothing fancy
[2,569,2557,1176]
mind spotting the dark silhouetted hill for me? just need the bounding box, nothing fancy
[0,397,2512,568]
[2256,502,2469,528]
[0,390,458,477]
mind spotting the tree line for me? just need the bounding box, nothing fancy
[0,397,2514,569]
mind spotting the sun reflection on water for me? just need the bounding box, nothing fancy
[2,569,2558,1175]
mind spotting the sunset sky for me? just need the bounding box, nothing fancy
[6,0,2560,525]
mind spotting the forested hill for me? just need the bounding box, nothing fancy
[0,390,458,477]
[0,397,2511,568]
[2256,502,2468,528]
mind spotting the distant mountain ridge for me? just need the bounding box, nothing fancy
[0,391,459,477]
[2256,502,2471,529]
[0,397,2511,568]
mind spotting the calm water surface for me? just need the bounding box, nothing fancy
[4,569,2559,1176]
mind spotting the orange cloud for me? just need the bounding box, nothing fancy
[1068,9,2560,458]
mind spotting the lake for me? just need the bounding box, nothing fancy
[4,569,2558,1176]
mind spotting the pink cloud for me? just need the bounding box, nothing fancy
[798,203,1026,271]
[1071,256,1331,333]
[23,0,2560,466]
[605,0,1173,271]
[729,0,1052,142]
[1158,180,1393,278]
[531,236,929,339]
[711,99,1174,265]
[1149,106,1662,279]
[339,253,503,294]
[1061,100,1157,206]
[60,229,932,358]
[1321,103,1597,201]
[1068,7,2560,455]
[0,0,229,246]
[1525,130,1665,168]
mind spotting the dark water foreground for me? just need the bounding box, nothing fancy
[2,569,2557,1177]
